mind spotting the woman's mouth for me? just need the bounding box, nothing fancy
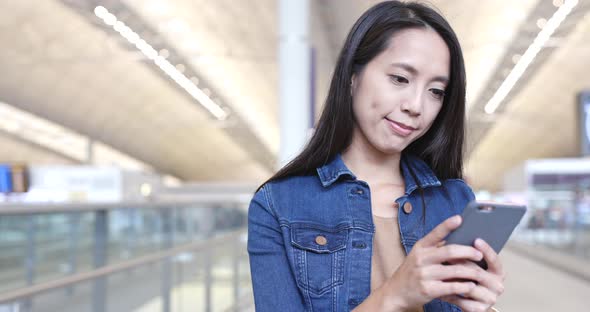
[385,118,416,137]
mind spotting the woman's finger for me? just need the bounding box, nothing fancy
[440,295,490,312]
[441,261,505,295]
[462,284,497,307]
[427,244,483,265]
[422,264,481,282]
[418,215,462,248]
[474,238,504,276]
[424,280,477,299]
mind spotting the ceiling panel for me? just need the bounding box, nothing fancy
[0,0,271,182]
[0,0,587,191]
[466,10,590,191]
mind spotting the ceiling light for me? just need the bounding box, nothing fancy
[159,49,170,58]
[484,0,578,114]
[512,54,521,64]
[94,6,227,121]
[537,18,548,29]
[140,183,152,197]
[94,6,108,18]
[103,13,116,26]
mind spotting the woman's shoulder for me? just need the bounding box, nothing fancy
[252,174,332,221]
[259,174,322,193]
[439,178,476,208]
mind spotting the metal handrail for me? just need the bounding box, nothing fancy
[0,194,251,216]
[0,228,246,303]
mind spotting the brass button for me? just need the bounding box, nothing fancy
[403,202,413,214]
[315,235,328,246]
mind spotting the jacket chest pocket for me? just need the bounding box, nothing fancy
[290,223,348,296]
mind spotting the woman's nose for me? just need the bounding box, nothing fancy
[400,90,423,116]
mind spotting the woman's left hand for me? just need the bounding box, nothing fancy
[441,238,505,312]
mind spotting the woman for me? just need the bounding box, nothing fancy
[248,1,504,311]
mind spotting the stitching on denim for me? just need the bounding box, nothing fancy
[261,184,279,219]
[316,166,327,183]
[332,252,340,311]
[290,221,352,232]
[303,251,314,311]
[332,278,337,312]
[331,248,336,301]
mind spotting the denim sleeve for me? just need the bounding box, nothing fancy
[444,179,476,214]
[247,186,306,311]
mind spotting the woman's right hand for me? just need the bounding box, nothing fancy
[381,215,486,311]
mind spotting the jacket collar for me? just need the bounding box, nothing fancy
[316,153,441,194]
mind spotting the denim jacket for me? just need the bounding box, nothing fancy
[248,153,475,311]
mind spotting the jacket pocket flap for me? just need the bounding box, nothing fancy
[290,223,348,253]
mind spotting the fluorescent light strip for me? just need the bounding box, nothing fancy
[0,101,152,171]
[94,6,227,121]
[484,0,578,114]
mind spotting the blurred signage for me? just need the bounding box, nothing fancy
[0,163,29,193]
[25,166,122,203]
[0,164,11,193]
[580,91,590,156]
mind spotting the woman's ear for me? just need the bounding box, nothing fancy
[350,75,356,97]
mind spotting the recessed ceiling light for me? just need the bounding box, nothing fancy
[484,0,578,114]
[512,54,521,64]
[94,6,227,120]
[159,49,170,58]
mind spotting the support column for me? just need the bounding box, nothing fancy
[278,0,311,169]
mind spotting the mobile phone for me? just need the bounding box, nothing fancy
[444,201,527,270]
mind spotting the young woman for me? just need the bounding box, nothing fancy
[248,1,504,311]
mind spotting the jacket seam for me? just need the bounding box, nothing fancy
[261,184,279,219]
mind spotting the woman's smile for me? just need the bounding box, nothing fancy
[385,117,417,137]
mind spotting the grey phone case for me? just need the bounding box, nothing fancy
[444,201,527,269]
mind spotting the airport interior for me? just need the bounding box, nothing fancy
[0,0,589,311]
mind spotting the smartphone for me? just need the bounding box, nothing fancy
[444,201,527,269]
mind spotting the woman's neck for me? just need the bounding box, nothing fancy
[341,138,405,187]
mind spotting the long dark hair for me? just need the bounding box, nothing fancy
[262,1,466,189]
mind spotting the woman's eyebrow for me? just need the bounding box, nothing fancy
[390,62,449,84]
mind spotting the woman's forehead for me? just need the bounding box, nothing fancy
[374,28,451,77]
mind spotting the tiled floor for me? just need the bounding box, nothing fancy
[495,248,589,311]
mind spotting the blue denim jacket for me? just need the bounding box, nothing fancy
[248,153,475,311]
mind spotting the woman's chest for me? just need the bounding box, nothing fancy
[369,185,405,218]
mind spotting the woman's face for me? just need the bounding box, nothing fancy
[350,27,450,155]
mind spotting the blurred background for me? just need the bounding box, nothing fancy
[0,0,588,311]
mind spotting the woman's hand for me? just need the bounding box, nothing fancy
[380,215,488,310]
[440,239,505,312]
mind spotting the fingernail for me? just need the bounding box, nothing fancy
[475,238,484,247]
[452,215,461,225]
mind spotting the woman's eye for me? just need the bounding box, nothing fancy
[430,88,445,100]
[389,75,408,84]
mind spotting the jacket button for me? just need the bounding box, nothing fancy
[351,188,364,195]
[315,235,328,246]
[353,241,367,249]
[403,202,413,214]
